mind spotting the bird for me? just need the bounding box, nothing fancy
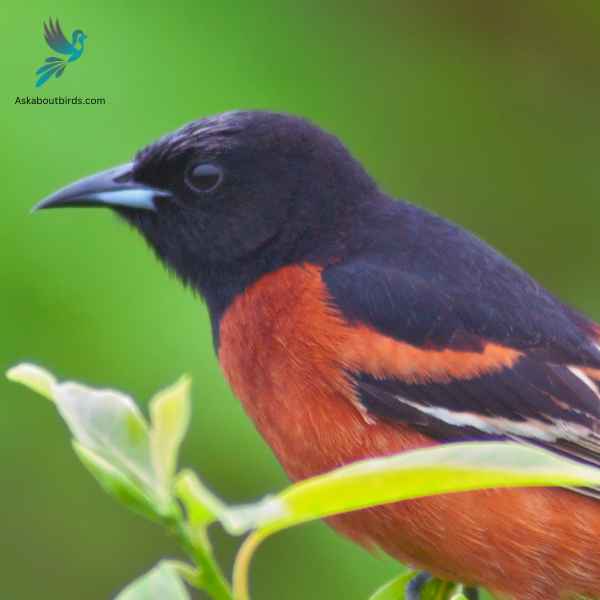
[34,110,600,600]
[35,18,87,88]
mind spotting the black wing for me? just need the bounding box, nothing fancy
[322,201,600,477]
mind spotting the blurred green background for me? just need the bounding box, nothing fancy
[2,1,600,598]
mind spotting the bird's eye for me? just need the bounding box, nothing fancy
[185,163,223,193]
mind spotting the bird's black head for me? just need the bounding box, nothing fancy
[35,111,377,318]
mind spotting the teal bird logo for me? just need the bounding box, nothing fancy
[35,18,87,88]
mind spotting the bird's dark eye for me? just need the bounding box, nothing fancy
[185,163,223,193]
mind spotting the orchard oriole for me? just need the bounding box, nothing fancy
[36,111,600,599]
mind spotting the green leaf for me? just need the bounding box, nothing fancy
[176,470,286,537]
[231,442,600,599]
[256,442,600,534]
[6,363,56,400]
[52,380,170,505]
[74,442,163,522]
[115,561,190,599]
[368,571,414,600]
[8,363,175,514]
[176,470,224,530]
[150,376,191,490]
[161,561,201,588]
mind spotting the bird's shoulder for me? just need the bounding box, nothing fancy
[323,198,600,365]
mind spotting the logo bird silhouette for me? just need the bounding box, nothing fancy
[35,18,87,88]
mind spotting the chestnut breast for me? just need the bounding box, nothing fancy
[217,262,434,481]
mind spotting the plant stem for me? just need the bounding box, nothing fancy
[436,581,452,600]
[173,520,233,600]
[232,530,268,600]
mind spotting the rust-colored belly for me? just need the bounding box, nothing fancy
[218,263,600,600]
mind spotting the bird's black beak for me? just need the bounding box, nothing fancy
[33,162,171,213]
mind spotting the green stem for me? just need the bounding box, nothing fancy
[232,530,268,600]
[436,581,452,600]
[173,519,233,600]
